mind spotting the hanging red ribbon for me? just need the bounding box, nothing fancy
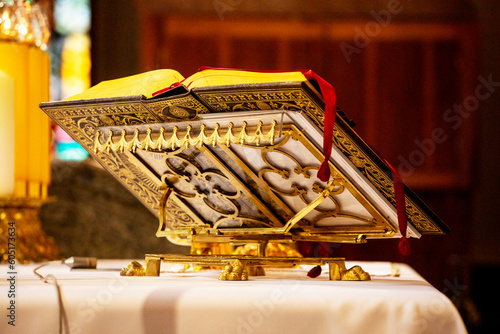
[387,162,411,256]
[300,70,336,182]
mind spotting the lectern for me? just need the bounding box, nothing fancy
[40,69,448,280]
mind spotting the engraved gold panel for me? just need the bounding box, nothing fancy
[143,94,210,122]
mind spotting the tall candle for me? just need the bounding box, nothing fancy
[1,41,31,197]
[0,69,15,196]
[27,46,51,197]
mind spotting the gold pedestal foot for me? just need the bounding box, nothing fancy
[120,260,147,276]
[327,261,370,280]
[341,265,371,281]
[219,259,249,281]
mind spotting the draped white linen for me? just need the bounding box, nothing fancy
[0,260,466,334]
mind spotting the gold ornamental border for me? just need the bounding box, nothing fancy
[93,120,277,154]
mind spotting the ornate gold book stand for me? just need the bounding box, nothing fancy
[40,70,448,280]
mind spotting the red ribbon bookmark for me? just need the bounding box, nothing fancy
[300,70,336,182]
[387,162,411,256]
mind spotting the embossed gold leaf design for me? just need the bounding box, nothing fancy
[99,115,115,126]
[349,156,365,168]
[256,101,272,110]
[118,169,136,180]
[168,106,191,118]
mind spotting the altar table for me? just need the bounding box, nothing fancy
[0,260,466,334]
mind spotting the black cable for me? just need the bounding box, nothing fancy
[33,261,70,334]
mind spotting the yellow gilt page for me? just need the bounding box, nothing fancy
[184,69,306,88]
[65,69,184,100]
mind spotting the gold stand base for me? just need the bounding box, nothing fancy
[1,197,59,263]
[120,254,371,281]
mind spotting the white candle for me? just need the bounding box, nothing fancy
[0,69,15,197]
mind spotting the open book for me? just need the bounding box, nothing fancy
[65,68,307,101]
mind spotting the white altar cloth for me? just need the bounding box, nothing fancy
[0,260,466,334]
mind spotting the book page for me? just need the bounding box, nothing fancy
[184,69,307,88]
[65,69,184,101]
